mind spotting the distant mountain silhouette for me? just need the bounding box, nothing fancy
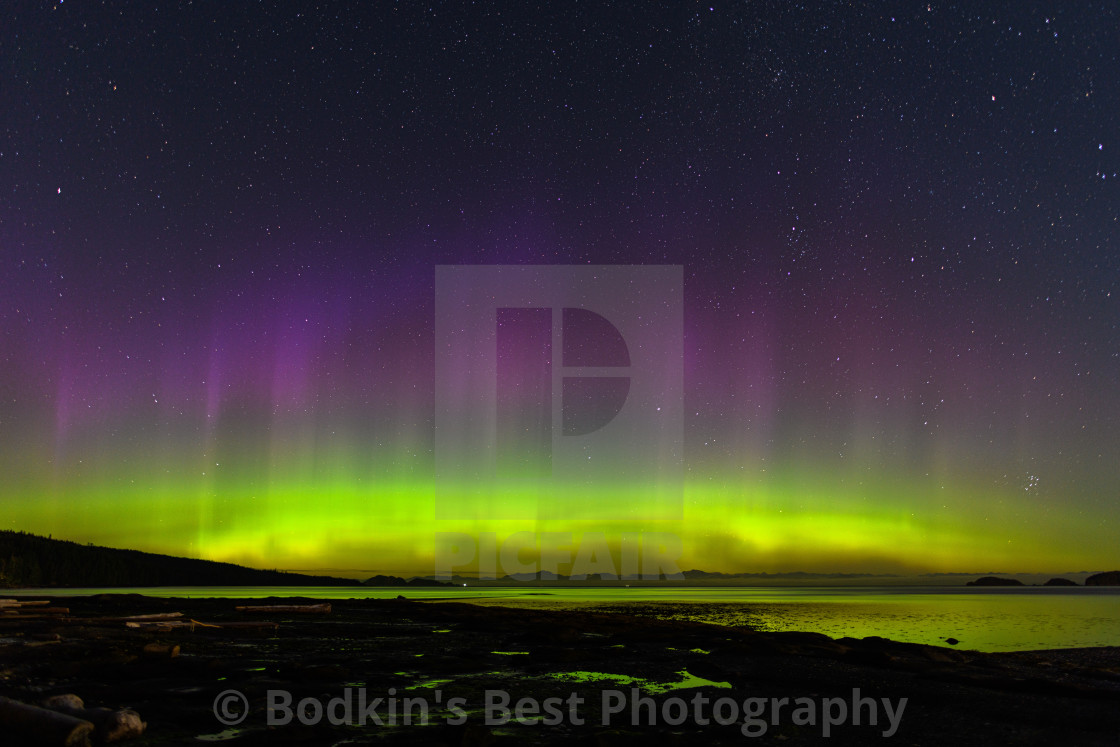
[0,531,359,588]
[681,569,899,580]
[361,574,451,587]
[966,576,1024,586]
[415,569,902,584]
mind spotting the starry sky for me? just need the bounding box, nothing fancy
[2,2,1118,577]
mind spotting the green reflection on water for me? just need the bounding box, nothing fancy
[547,669,730,693]
[13,585,1120,652]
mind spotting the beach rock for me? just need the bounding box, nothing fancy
[1043,577,1078,586]
[98,709,145,742]
[1085,571,1120,586]
[966,576,1024,586]
[768,630,849,655]
[38,695,146,744]
[841,644,896,666]
[922,646,961,662]
[41,694,84,710]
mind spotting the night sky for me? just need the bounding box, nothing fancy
[3,2,1118,577]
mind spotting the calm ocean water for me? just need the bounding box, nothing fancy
[10,586,1120,652]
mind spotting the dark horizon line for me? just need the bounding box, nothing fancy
[286,568,1111,579]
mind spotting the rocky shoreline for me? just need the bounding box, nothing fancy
[1,594,1119,745]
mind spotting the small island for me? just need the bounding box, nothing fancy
[965,576,1024,586]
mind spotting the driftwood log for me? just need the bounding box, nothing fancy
[0,696,94,747]
[124,620,195,631]
[235,602,331,614]
[200,620,280,631]
[0,600,52,607]
[40,695,146,743]
[0,606,70,615]
[141,642,180,658]
[110,612,183,621]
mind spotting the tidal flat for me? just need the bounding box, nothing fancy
[2,594,1120,745]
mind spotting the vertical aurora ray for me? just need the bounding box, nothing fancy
[495,307,553,479]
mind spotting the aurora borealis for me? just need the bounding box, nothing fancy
[2,3,1118,577]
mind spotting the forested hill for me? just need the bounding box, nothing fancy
[0,531,359,588]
